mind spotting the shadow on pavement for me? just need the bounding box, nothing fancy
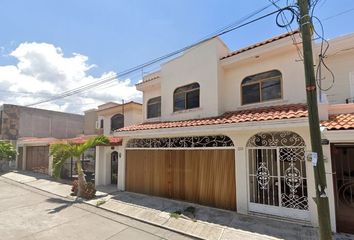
[45,197,81,214]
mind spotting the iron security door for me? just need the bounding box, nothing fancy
[332,145,354,234]
[247,132,309,220]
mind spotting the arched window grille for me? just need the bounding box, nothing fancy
[173,82,200,111]
[241,70,282,105]
[111,114,124,131]
[147,96,161,119]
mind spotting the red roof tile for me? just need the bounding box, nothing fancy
[18,137,58,144]
[220,30,300,60]
[53,135,122,145]
[116,104,308,132]
[321,113,354,130]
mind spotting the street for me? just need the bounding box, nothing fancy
[0,178,194,240]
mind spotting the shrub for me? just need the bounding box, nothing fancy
[82,182,96,200]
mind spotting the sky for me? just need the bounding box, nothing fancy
[0,0,353,113]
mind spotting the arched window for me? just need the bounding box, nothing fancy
[173,82,200,112]
[111,114,124,131]
[147,96,161,119]
[241,70,282,105]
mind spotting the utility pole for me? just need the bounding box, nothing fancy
[297,0,332,239]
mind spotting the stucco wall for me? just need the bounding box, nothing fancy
[1,104,84,140]
[99,108,142,135]
[319,50,354,104]
[142,85,161,122]
[159,38,228,121]
[84,109,98,135]
[18,107,84,139]
[222,47,307,112]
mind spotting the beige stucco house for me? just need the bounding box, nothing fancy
[111,31,354,234]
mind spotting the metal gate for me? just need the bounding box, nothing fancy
[247,132,309,220]
[331,145,354,234]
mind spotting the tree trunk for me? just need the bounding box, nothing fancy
[76,156,86,197]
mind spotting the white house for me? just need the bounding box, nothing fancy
[94,101,142,186]
[111,30,354,234]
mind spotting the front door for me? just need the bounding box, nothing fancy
[331,145,354,234]
[247,132,309,220]
[111,151,118,184]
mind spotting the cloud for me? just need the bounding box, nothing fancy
[0,42,141,113]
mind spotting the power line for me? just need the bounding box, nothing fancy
[26,3,286,107]
[322,6,354,21]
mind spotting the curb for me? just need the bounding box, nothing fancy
[0,175,203,240]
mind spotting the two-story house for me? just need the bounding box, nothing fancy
[94,101,142,186]
[112,31,354,234]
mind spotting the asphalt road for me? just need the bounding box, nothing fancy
[0,178,195,240]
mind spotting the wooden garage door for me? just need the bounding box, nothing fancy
[26,146,49,174]
[126,149,236,210]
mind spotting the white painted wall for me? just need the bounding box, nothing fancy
[95,145,123,187]
[159,38,228,121]
[222,47,307,112]
[142,84,161,122]
[98,108,142,136]
[319,50,354,104]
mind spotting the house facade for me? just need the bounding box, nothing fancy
[112,31,354,234]
[94,101,142,186]
[0,104,85,173]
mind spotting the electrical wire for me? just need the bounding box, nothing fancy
[26,3,287,107]
[269,0,335,92]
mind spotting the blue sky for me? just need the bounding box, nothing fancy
[0,0,353,112]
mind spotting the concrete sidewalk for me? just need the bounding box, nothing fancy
[0,170,345,240]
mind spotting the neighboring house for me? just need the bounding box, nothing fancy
[83,108,99,135]
[0,104,84,174]
[0,104,84,141]
[110,31,354,234]
[94,101,142,186]
[96,101,142,135]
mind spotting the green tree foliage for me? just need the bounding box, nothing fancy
[0,141,17,161]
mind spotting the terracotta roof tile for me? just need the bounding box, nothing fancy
[53,135,122,145]
[220,30,300,60]
[117,104,308,132]
[321,113,354,130]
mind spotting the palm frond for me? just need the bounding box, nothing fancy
[77,136,109,155]
[50,143,73,178]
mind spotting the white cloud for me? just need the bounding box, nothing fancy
[0,42,141,113]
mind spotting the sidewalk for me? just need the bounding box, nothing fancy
[0,170,340,240]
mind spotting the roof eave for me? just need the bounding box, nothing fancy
[114,117,309,138]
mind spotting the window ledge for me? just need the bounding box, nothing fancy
[145,116,161,122]
[172,107,202,115]
[237,99,289,110]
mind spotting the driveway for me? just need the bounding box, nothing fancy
[0,178,194,240]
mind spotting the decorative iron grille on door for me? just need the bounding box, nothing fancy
[247,131,308,219]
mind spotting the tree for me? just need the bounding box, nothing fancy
[50,136,109,197]
[0,141,17,161]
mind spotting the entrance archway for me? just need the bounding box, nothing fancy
[246,131,309,220]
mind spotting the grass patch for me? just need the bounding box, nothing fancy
[169,210,182,219]
[96,199,106,206]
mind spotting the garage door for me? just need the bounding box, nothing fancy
[126,149,236,210]
[26,146,49,174]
